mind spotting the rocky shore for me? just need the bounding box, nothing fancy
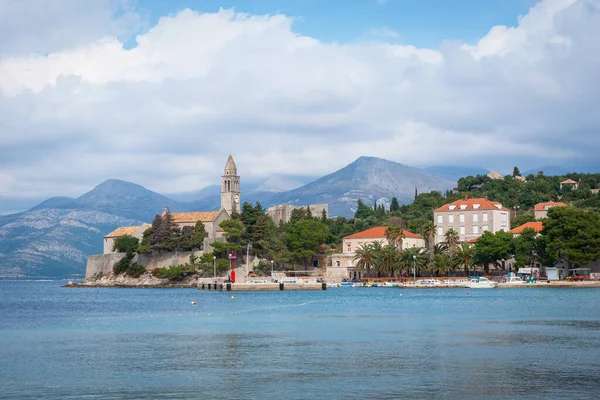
[65,272,200,288]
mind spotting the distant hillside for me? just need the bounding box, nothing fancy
[0,156,454,278]
[422,166,488,182]
[264,156,455,217]
[522,165,571,177]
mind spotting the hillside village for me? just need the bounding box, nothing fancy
[84,158,600,285]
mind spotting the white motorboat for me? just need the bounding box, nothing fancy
[465,276,498,289]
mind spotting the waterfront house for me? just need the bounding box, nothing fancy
[327,226,425,282]
[433,196,510,244]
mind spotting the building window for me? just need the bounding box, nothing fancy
[336,261,340,267]
[437,227,443,236]
[473,226,479,234]
[473,214,478,222]
[459,214,465,223]
[449,215,454,223]
[501,213,507,223]
[483,225,489,232]
[460,226,465,235]
[346,244,351,253]
[437,215,443,224]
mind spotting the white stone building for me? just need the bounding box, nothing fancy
[433,196,510,244]
[267,203,329,225]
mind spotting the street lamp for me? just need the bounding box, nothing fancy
[412,254,416,282]
[213,255,216,278]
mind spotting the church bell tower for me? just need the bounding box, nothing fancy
[221,155,240,215]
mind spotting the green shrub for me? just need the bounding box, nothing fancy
[127,263,146,278]
[113,256,131,275]
[152,264,196,280]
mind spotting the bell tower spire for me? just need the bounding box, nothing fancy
[221,155,240,214]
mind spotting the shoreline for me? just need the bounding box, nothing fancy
[65,280,600,289]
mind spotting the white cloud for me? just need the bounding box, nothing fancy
[0,0,599,205]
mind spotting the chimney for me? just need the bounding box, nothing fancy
[485,196,488,200]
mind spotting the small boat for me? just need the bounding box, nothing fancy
[465,276,498,289]
[502,276,524,284]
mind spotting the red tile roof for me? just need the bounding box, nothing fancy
[104,223,150,238]
[434,197,508,212]
[168,211,221,223]
[534,201,568,211]
[509,221,543,234]
[344,226,423,240]
[560,179,577,184]
[468,238,478,243]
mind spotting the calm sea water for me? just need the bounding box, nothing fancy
[1,281,599,400]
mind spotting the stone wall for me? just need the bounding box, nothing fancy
[84,250,204,280]
[85,253,127,279]
[135,250,204,271]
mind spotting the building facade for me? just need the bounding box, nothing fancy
[433,196,510,244]
[267,203,329,225]
[328,226,425,282]
[534,201,568,219]
[103,223,150,254]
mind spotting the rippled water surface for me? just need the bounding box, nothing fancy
[1,282,599,399]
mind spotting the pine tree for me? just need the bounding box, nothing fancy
[390,197,400,212]
[320,208,328,223]
[188,221,208,250]
[513,166,521,177]
[306,206,313,219]
[414,186,418,200]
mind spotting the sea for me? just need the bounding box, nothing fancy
[1,281,599,400]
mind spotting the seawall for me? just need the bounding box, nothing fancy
[84,250,203,281]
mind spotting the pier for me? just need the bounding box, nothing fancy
[198,282,327,291]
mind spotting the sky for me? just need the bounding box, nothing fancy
[1,0,600,213]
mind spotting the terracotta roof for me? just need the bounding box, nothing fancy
[468,238,478,243]
[344,226,423,240]
[534,201,568,211]
[104,223,150,238]
[169,211,221,223]
[434,197,509,212]
[509,221,543,234]
[560,179,577,184]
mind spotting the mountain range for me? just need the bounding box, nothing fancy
[0,156,589,279]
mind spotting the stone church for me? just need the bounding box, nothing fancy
[103,155,240,254]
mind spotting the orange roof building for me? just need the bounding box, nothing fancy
[433,196,510,244]
[509,221,543,235]
[344,226,423,240]
[534,201,567,219]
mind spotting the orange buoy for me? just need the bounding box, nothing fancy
[191,301,197,305]
[466,292,469,295]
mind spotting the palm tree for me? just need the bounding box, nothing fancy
[452,242,474,277]
[422,221,436,263]
[377,245,399,277]
[400,247,427,280]
[444,228,460,253]
[434,243,449,255]
[354,243,376,276]
[385,225,405,252]
[431,252,453,277]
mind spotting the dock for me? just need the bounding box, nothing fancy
[198,282,327,291]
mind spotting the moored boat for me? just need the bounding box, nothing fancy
[465,276,498,289]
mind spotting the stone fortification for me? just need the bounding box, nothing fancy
[84,250,203,281]
[267,204,328,225]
